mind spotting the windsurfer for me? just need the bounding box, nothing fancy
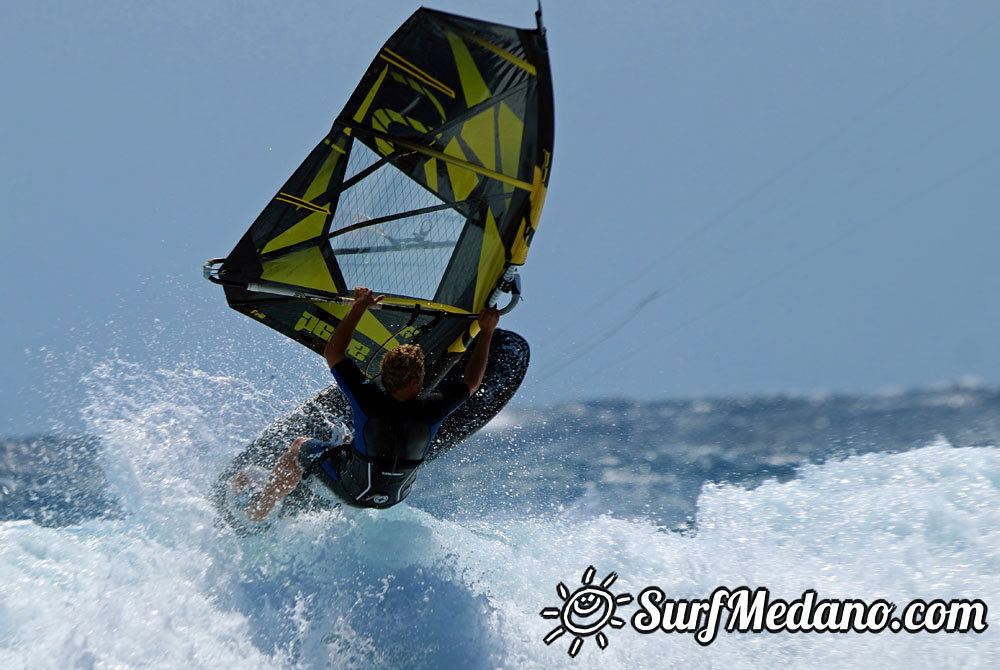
[243,286,500,520]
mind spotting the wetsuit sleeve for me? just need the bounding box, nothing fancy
[331,359,366,400]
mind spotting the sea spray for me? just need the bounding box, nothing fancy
[1,356,998,667]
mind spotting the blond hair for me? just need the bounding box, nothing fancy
[380,344,425,393]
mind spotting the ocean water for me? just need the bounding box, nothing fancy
[1,358,998,668]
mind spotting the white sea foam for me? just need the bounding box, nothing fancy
[480,408,522,432]
[1,360,997,668]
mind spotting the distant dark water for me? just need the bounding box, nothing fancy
[5,384,998,529]
[413,384,1000,525]
[0,435,120,526]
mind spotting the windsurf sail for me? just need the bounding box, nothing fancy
[205,7,553,389]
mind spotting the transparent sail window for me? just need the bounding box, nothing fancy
[331,143,466,300]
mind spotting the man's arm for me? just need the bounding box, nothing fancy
[463,307,500,395]
[325,287,384,368]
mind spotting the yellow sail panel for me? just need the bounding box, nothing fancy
[317,302,401,365]
[357,311,401,352]
[260,246,337,294]
[303,146,344,202]
[529,160,550,229]
[352,66,389,123]
[460,107,497,173]
[443,136,479,201]
[261,210,327,254]
[511,164,549,265]
[447,31,492,107]
[474,210,505,309]
[423,157,438,192]
[317,302,351,320]
[497,101,524,184]
[447,320,481,354]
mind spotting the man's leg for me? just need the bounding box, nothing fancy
[243,437,308,522]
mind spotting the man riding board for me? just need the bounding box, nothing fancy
[242,286,500,521]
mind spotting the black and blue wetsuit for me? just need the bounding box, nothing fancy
[299,358,469,508]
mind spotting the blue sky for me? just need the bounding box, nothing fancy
[3,1,999,436]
